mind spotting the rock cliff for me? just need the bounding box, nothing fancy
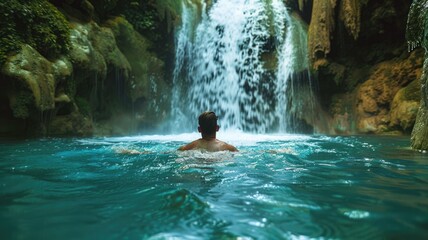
[0,0,176,136]
[406,0,428,151]
[301,0,425,143]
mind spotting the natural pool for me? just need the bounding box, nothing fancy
[0,133,427,239]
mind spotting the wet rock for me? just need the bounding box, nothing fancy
[411,58,428,150]
[319,62,347,86]
[55,93,71,103]
[407,0,428,151]
[2,45,56,117]
[356,50,423,134]
[52,57,73,80]
[105,17,170,127]
[339,0,360,40]
[1,43,76,135]
[49,108,93,136]
[390,79,420,132]
[308,0,336,68]
[411,107,428,151]
[88,22,131,77]
[69,22,107,79]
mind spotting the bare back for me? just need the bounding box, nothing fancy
[178,138,238,152]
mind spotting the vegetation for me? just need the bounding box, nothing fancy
[125,6,157,32]
[123,0,181,39]
[0,0,70,66]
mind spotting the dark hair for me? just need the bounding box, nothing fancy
[198,111,218,135]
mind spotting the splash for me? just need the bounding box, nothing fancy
[172,0,316,133]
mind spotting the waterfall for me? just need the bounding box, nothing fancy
[171,0,316,133]
[275,3,316,132]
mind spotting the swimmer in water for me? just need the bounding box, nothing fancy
[178,111,238,152]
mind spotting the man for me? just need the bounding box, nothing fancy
[178,111,238,152]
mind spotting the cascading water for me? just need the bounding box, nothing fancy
[275,3,316,132]
[171,0,317,133]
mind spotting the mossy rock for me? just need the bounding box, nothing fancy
[88,23,131,76]
[411,107,428,150]
[68,23,107,76]
[123,0,182,35]
[105,16,170,125]
[402,77,421,101]
[3,45,56,115]
[9,90,34,119]
[48,109,93,136]
[75,96,91,117]
[0,0,70,67]
[105,16,162,101]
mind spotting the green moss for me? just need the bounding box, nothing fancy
[65,76,76,98]
[106,17,137,46]
[124,4,158,33]
[0,0,70,66]
[123,0,181,37]
[403,79,422,101]
[11,90,34,119]
[75,97,91,117]
[153,0,181,24]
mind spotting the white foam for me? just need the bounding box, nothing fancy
[171,0,316,133]
[104,130,312,146]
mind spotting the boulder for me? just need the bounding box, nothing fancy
[390,79,420,132]
[49,107,93,136]
[88,22,131,76]
[356,50,423,133]
[411,107,428,151]
[411,60,428,150]
[69,22,107,79]
[3,45,58,117]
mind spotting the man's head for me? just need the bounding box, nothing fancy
[198,111,219,135]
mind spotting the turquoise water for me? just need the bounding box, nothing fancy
[0,133,427,239]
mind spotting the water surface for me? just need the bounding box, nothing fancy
[0,133,427,239]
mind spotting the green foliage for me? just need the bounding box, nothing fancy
[153,0,181,22]
[124,1,158,33]
[0,0,70,66]
[123,0,181,35]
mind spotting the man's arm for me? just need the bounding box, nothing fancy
[225,144,238,152]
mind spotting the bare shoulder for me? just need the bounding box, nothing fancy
[178,139,201,151]
[225,143,238,152]
[218,140,238,152]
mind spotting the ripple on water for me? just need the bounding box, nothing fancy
[1,134,427,239]
[162,189,209,215]
[147,232,204,240]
